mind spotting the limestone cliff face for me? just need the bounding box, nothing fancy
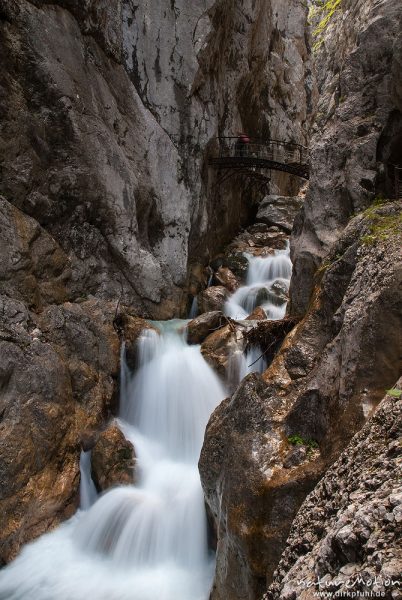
[0,0,311,318]
[290,0,402,315]
[0,0,312,563]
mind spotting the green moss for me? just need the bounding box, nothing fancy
[288,434,319,450]
[360,203,402,246]
[311,0,343,51]
[386,388,402,399]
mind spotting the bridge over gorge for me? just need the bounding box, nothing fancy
[208,137,309,189]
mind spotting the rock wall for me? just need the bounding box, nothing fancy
[200,201,402,599]
[0,0,312,318]
[266,382,401,600]
[199,2,402,596]
[0,0,312,563]
[290,0,402,315]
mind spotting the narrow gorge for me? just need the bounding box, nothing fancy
[0,1,401,600]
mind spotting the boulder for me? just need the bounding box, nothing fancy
[224,254,250,281]
[186,311,226,345]
[215,267,239,293]
[201,323,245,378]
[257,195,303,233]
[246,306,267,320]
[91,422,136,492]
[198,286,229,314]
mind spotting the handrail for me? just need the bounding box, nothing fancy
[212,136,308,151]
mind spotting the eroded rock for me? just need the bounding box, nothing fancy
[198,286,229,314]
[266,383,402,599]
[186,311,226,345]
[91,422,136,492]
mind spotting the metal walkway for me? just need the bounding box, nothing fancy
[208,137,309,182]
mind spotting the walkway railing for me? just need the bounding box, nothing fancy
[208,136,309,179]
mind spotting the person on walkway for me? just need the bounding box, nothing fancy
[235,133,250,157]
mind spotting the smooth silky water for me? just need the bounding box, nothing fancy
[0,248,291,600]
[0,323,227,600]
[225,244,292,388]
[225,244,292,320]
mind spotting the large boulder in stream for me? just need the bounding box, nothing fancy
[215,267,240,293]
[186,311,226,345]
[91,422,136,492]
[201,323,245,378]
[198,286,229,314]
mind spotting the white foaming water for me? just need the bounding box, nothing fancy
[225,244,292,320]
[79,450,97,510]
[227,344,267,391]
[0,326,226,600]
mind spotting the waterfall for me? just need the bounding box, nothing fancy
[224,243,292,388]
[0,325,227,600]
[224,244,292,320]
[79,450,97,510]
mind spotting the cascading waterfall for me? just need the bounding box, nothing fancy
[225,243,292,388]
[225,244,292,321]
[0,324,227,600]
[79,450,97,511]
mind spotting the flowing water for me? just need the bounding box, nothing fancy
[225,244,292,388]
[0,325,227,600]
[225,244,292,321]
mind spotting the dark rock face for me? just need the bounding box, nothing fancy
[290,0,402,315]
[91,422,136,492]
[0,196,122,563]
[199,202,402,600]
[266,383,402,600]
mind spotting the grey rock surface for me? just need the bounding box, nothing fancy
[266,383,402,600]
[290,0,402,315]
[257,195,303,233]
[0,0,312,318]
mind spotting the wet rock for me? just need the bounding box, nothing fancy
[201,324,244,378]
[215,267,239,293]
[0,297,120,563]
[198,286,229,314]
[91,422,136,492]
[257,195,303,233]
[246,307,267,320]
[224,254,250,282]
[114,313,159,370]
[186,311,226,345]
